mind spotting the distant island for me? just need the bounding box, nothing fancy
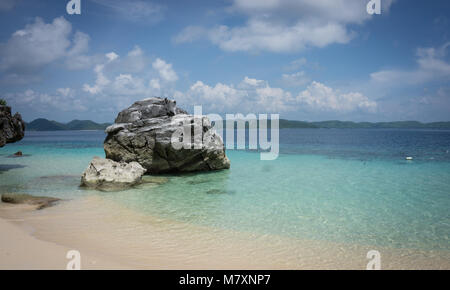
[278,120,450,129]
[225,119,450,129]
[26,119,111,131]
[24,118,450,131]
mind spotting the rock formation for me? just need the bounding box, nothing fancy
[1,193,60,210]
[0,105,25,147]
[81,156,146,190]
[104,98,230,174]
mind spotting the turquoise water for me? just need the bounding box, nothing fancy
[1,129,449,251]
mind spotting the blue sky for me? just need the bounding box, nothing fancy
[0,0,449,123]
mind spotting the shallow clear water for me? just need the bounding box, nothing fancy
[1,129,449,251]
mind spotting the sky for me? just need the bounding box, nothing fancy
[0,0,449,123]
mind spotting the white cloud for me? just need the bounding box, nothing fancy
[210,20,352,53]
[82,62,112,95]
[282,71,310,87]
[67,31,89,56]
[241,76,265,87]
[56,87,75,97]
[185,81,246,111]
[81,47,179,114]
[0,17,72,72]
[370,42,450,86]
[5,88,87,113]
[176,76,376,114]
[175,0,396,52]
[104,46,148,74]
[181,77,291,113]
[255,86,294,112]
[152,58,178,82]
[64,31,99,70]
[284,57,307,71]
[0,17,97,82]
[296,81,377,112]
[110,73,148,96]
[106,52,119,62]
[82,48,154,95]
[149,78,161,90]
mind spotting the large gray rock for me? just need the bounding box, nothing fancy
[0,105,25,147]
[81,157,146,190]
[104,97,230,174]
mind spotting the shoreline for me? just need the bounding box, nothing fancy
[1,196,449,270]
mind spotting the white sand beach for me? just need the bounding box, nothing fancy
[1,196,449,270]
[0,205,127,269]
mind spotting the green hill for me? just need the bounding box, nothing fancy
[26,119,111,131]
[65,120,111,130]
[26,118,67,131]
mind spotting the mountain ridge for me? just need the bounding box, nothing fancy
[25,118,450,131]
[26,119,111,131]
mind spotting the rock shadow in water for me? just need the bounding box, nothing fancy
[187,179,211,185]
[141,175,170,185]
[206,189,236,195]
[38,175,79,181]
[0,164,26,173]
[6,154,32,158]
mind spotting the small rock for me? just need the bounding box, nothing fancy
[14,151,22,156]
[1,193,60,210]
[81,156,146,191]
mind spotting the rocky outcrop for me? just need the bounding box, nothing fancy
[0,105,25,147]
[104,98,230,174]
[1,193,60,210]
[81,156,146,190]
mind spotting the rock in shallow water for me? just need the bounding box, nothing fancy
[141,175,169,185]
[1,193,60,210]
[103,97,230,174]
[81,157,146,190]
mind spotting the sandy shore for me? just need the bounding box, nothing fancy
[0,196,449,270]
[0,203,128,270]
[0,216,70,270]
[0,217,128,270]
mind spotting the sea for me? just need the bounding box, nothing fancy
[0,129,449,255]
